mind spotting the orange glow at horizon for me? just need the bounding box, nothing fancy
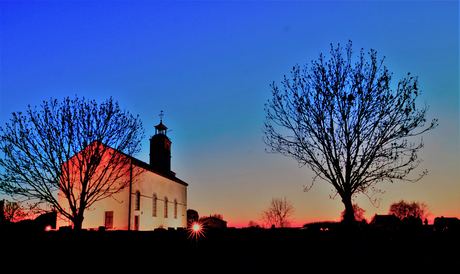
[225,215,446,228]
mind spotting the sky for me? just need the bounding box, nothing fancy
[1,0,458,227]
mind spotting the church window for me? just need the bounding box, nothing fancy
[134,215,139,231]
[174,199,178,219]
[135,191,140,211]
[152,193,157,217]
[105,211,113,229]
[164,197,168,218]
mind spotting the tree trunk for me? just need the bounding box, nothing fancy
[74,196,86,231]
[341,194,356,227]
[73,215,84,230]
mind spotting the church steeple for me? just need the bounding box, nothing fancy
[149,111,172,175]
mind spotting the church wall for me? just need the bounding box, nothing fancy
[57,168,187,231]
[56,193,72,228]
[78,188,130,230]
[56,121,188,231]
[55,143,130,230]
[56,157,132,231]
[56,146,187,231]
[131,169,187,230]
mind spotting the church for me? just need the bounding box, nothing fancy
[56,118,188,231]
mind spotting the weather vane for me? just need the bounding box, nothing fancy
[159,110,164,122]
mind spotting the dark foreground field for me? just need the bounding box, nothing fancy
[1,227,459,273]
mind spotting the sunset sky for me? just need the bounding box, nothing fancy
[1,1,458,227]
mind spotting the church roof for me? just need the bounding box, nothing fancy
[155,121,168,131]
[72,140,188,187]
[130,156,188,186]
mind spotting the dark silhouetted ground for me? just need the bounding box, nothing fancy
[1,227,459,273]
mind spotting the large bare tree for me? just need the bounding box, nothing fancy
[0,96,144,229]
[263,41,437,225]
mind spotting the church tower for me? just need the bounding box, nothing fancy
[149,111,173,176]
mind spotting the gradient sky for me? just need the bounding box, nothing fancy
[1,1,458,227]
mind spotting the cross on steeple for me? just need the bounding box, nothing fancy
[159,110,164,122]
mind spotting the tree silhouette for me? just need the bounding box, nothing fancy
[263,41,437,225]
[1,199,40,223]
[0,96,144,230]
[388,200,430,220]
[248,220,262,228]
[260,197,295,228]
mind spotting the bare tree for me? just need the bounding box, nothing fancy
[1,199,40,222]
[0,96,144,230]
[388,200,430,220]
[260,197,295,228]
[263,41,437,225]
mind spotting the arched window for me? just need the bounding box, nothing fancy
[152,193,157,217]
[174,199,178,219]
[164,196,168,218]
[135,190,140,211]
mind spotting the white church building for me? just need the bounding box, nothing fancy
[57,119,188,231]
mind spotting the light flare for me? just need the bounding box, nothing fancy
[187,221,206,242]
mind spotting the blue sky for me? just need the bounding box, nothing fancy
[1,1,458,227]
